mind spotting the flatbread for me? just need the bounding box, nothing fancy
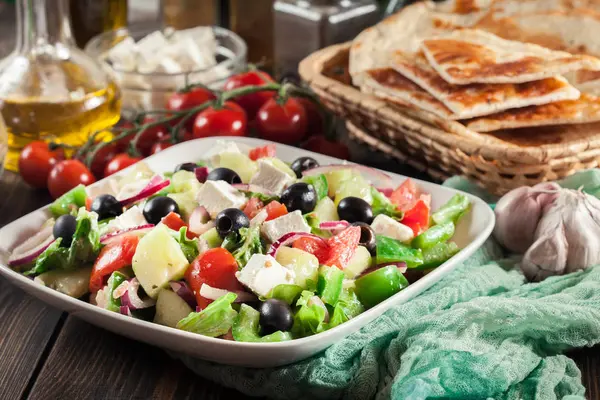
[421,29,600,84]
[391,51,581,119]
[466,94,600,131]
[361,68,457,119]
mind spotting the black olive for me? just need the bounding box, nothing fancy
[290,156,319,178]
[53,214,77,248]
[143,196,179,225]
[174,162,198,173]
[259,299,293,335]
[206,167,242,185]
[280,183,317,214]
[91,194,123,221]
[215,208,250,238]
[337,197,373,224]
[351,222,377,255]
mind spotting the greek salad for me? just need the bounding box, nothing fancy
[8,141,470,342]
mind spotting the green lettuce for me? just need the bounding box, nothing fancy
[222,226,264,268]
[265,284,303,305]
[170,227,199,262]
[177,292,238,337]
[232,304,292,342]
[105,271,128,313]
[370,187,403,220]
[291,290,327,337]
[303,212,331,238]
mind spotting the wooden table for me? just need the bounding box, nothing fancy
[1,142,600,400]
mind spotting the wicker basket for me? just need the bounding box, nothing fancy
[299,43,600,195]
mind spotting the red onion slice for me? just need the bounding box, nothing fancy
[232,184,277,196]
[120,305,132,316]
[120,278,156,310]
[376,187,393,197]
[169,281,197,308]
[195,166,209,183]
[119,175,171,207]
[302,164,394,189]
[99,224,154,244]
[199,283,257,302]
[113,280,130,299]
[9,227,56,267]
[267,232,328,258]
[188,206,213,235]
[319,221,350,230]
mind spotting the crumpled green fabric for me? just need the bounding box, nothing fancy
[175,170,600,399]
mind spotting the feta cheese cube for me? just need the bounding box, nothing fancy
[135,31,169,65]
[261,210,311,242]
[86,179,120,199]
[371,214,414,243]
[196,180,246,218]
[235,254,296,297]
[250,160,295,195]
[103,206,148,234]
[106,36,137,72]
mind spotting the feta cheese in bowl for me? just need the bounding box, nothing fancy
[85,24,247,113]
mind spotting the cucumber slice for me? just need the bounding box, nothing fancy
[313,197,339,222]
[344,246,373,279]
[154,289,193,328]
[200,227,223,249]
[214,152,257,183]
[325,169,354,197]
[334,174,373,206]
[275,247,319,289]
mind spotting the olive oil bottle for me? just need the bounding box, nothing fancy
[0,0,121,172]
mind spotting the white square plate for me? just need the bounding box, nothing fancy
[0,137,495,368]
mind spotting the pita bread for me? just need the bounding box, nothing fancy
[361,68,457,119]
[466,94,600,131]
[421,29,600,84]
[391,51,581,119]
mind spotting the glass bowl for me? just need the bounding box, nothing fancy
[85,24,247,115]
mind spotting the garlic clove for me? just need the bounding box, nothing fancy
[521,226,568,282]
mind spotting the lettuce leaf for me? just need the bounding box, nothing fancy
[370,187,403,220]
[232,304,292,342]
[291,290,327,337]
[177,292,238,337]
[222,226,264,268]
[265,284,303,305]
[170,227,199,262]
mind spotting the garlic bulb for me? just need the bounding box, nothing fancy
[521,189,600,281]
[493,182,561,253]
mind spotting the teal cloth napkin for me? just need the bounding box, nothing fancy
[175,170,600,400]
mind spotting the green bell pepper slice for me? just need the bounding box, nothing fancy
[419,242,460,270]
[430,194,471,226]
[266,284,303,305]
[317,265,344,306]
[232,304,292,342]
[49,184,88,217]
[354,265,409,308]
[411,221,455,250]
[105,271,128,313]
[302,174,329,200]
[376,235,423,268]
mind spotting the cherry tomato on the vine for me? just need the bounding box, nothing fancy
[167,87,215,112]
[104,153,142,177]
[223,70,274,119]
[193,101,247,139]
[256,97,308,144]
[89,142,118,179]
[135,117,170,156]
[114,120,136,152]
[47,160,95,199]
[302,136,351,160]
[151,140,173,155]
[18,141,64,188]
[295,97,324,137]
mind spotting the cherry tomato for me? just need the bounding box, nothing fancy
[293,237,329,264]
[256,98,308,144]
[89,142,118,179]
[223,70,274,119]
[151,140,173,155]
[104,153,142,177]
[185,248,245,310]
[161,211,197,239]
[390,179,419,212]
[182,129,194,142]
[295,98,324,137]
[242,197,264,219]
[324,226,361,269]
[248,144,276,161]
[18,141,64,188]
[167,87,216,112]
[401,199,430,236]
[114,120,136,152]
[47,160,95,199]
[265,201,287,221]
[89,235,140,292]
[193,101,248,139]
[302,136,351,160]
[136,117,170,156]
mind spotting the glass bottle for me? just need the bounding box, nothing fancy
[228,0,274,67]
[70,0,129,49]
[0,0,121,172]
[162,0,218,29]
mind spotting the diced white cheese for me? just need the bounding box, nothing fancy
[261,210,311,242]
[116,178,151,202]
[196,180,246,218]
[103,206,148,234]
[135,30,169,65]
[86,179,120,199]
[235,254,295,297]
[250,160,295,195]
[202,140,241,164]
[106,36,137,72]
[371,214,414,243]
[154,57,183,74]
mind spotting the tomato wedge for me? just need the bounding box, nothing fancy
[248,144,276,161]
[324,226,361,269]
[401,199,430,236]
[242,197,264,219]
[265,200,287,221]
[161,211,197,238]
[293,237,329,264]
[185,248,245,310]
[89,235,140,292]
[390,179,419,212]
